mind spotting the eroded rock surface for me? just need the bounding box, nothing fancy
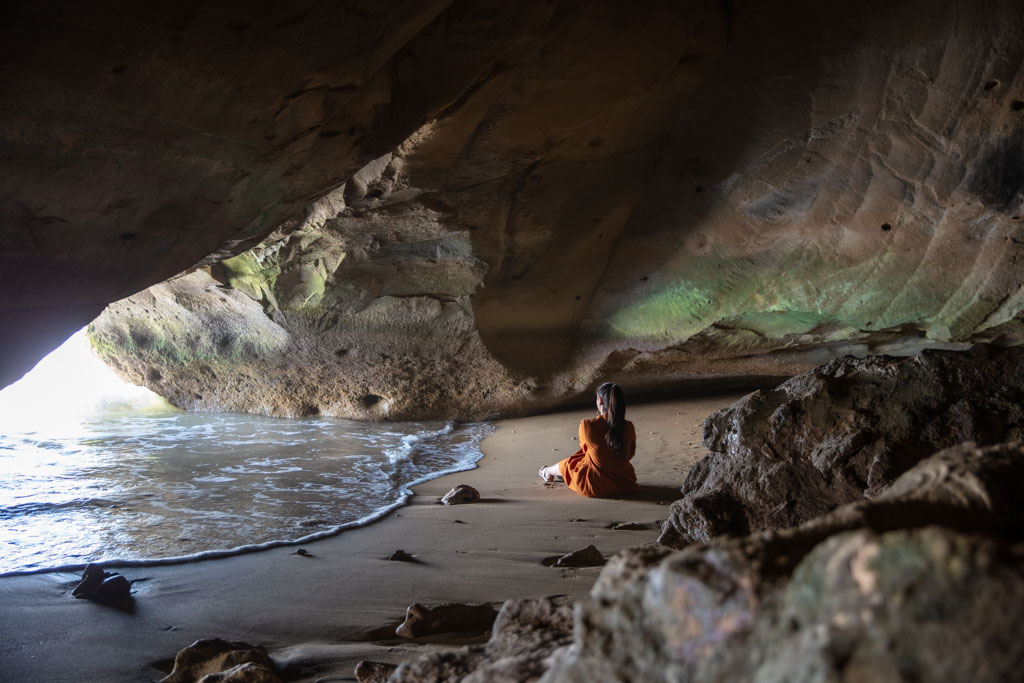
[2,1,548,388]
[395,603,498,639]
[355,660,398,683]
[27,0,1019,418]
[549,443,1024,681]
[545,528,1024,683]
[382,597,574,683]
[659,345,1024,547]
[88,261,530,418]
[196,662,281,683]
[565,441,1024,682]
[161,639,278,683]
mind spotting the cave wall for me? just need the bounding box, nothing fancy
[5,1,1024,418]
[0,0,557,387]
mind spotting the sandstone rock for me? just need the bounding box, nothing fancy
[441,485,480,506]
[394,603,498,639]
[739,529,1024,683]
[552,545,606,568]
[872,440,1024,536]
[701,440,1024,582]
[354,660,398,683]
[541,442,1024,681]
[2,1,606,389]
[20,0,1018,419]
[545,527,1024,683]
[71,564,131,602]
[161,639,277,683]
[388,598,574,682]
[197,662,281,683]
[660,346,1024,548]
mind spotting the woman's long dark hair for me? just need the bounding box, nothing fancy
[597,382,626,459]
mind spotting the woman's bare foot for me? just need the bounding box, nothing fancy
[538,465,562,482]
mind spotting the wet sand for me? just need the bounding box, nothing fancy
[0,393,746,681]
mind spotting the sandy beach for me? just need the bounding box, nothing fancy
[0,393,746,682]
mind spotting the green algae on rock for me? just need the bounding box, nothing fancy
[73,0,1024,419]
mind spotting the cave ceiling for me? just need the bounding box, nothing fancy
[3,0,1024,417]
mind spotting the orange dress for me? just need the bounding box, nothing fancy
[558,416,638,497]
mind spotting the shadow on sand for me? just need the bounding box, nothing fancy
[616,484,681,504]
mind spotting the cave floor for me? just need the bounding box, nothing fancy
[0,393,744,681]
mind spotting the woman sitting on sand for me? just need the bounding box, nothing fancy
[538,382,638,497]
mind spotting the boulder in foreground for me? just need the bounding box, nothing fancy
[545,527,1024,683]
[385,441,1024,681]
[660,345,1024,547]
[385,598,574,682]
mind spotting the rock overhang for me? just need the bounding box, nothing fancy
[2,1,1024,418]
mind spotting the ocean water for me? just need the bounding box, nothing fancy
[0,331,492,576]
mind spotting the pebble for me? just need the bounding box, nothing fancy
[388,549,417,562]
[441,484,480,505]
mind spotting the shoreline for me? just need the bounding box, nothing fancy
[0,419,495,578]
[0,393,747,682]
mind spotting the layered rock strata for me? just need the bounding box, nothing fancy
[2,0,532,388]
[87,203,535,418]
[659,345,1024,547]
[5,1,1023,417]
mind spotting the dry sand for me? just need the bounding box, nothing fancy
[0,393,746,681]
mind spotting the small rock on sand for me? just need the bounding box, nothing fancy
[388,549,417,562]
[553,545,605,568]
[72,564,131,602]
[395,602,498,638]
[441,485,480,505]
[608,522,647,531]
[160,638,278,683]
